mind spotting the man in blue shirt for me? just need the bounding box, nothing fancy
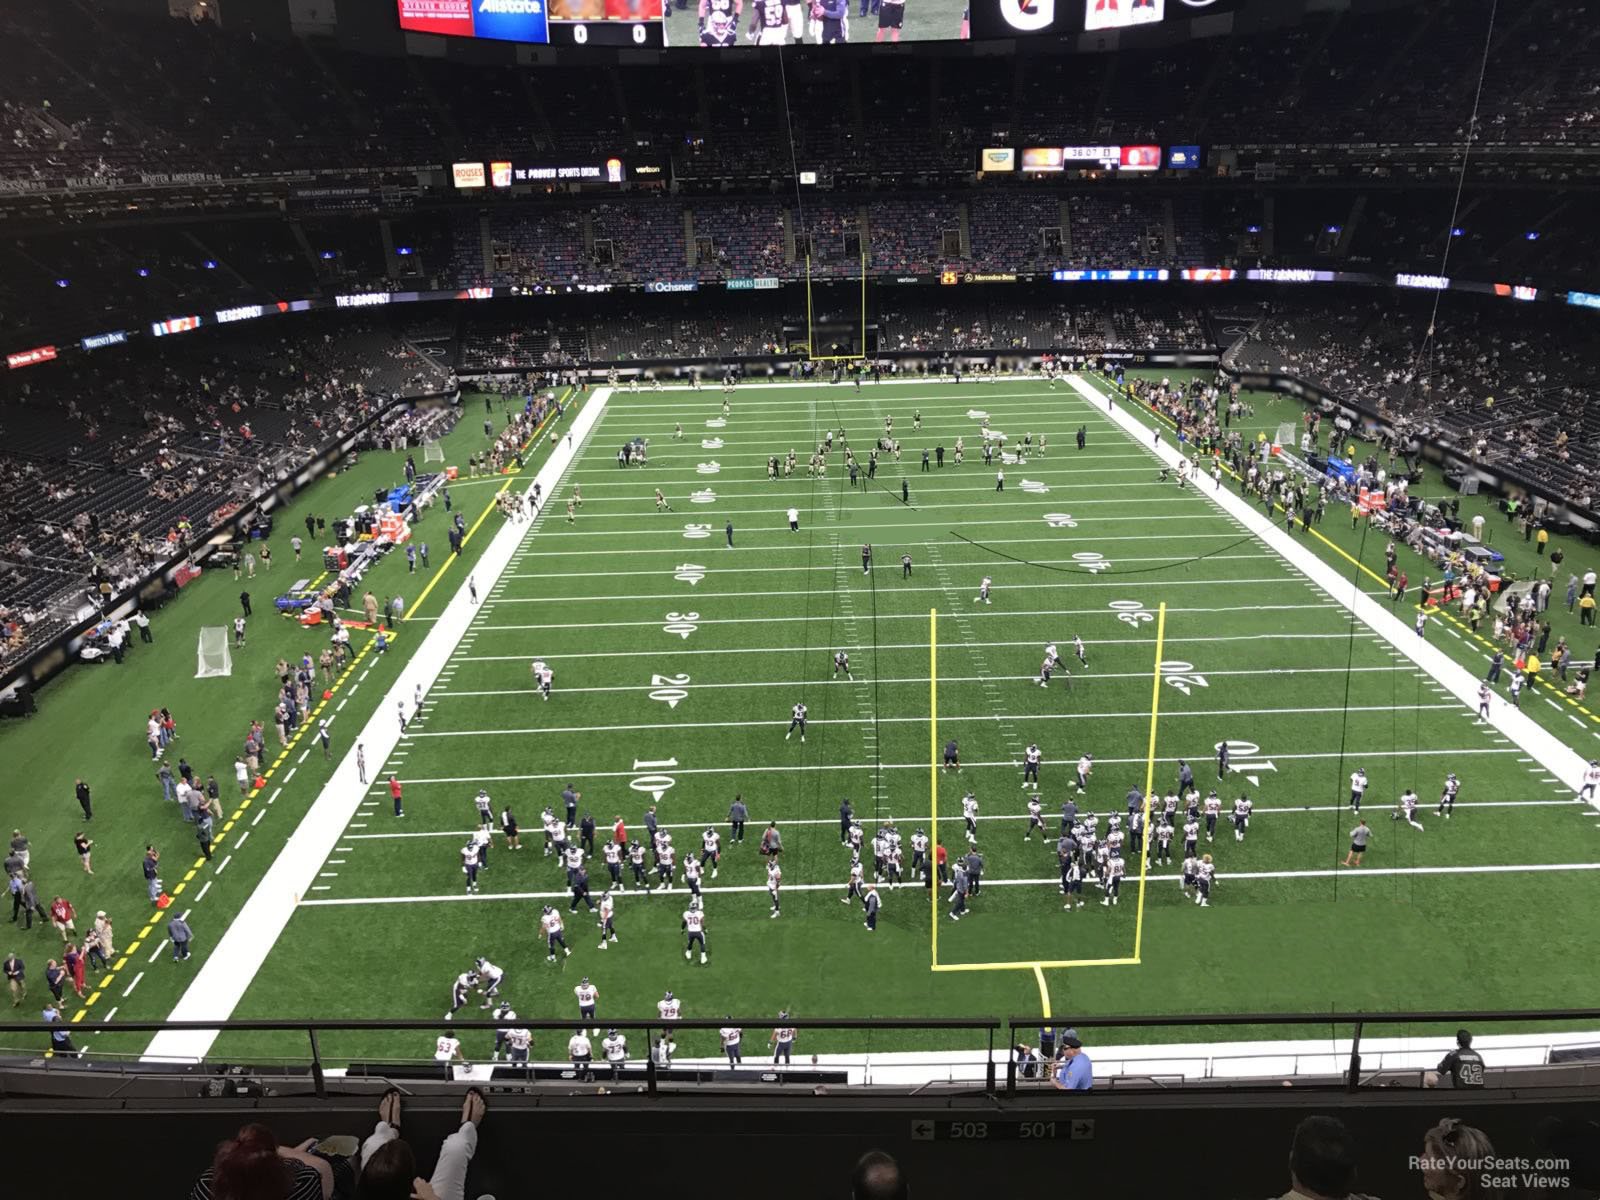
[1051,1032,1093,1090]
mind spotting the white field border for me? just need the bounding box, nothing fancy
[141,389,616,1063]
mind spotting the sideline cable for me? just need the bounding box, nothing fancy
[1404,0,1500,411]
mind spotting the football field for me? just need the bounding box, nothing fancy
[190,377,1600,1066]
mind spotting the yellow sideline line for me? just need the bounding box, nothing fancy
[1091,372,1600,733]
[404,388,573,622]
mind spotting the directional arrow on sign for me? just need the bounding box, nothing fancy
[910,1120,935,1141]
[1070,1119,1095,1140]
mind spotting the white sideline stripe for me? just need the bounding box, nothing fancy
[148,941,166,964]
[450,631,1385,664]
[295,859,1600,908]
[404,703,1460,739]
[1069,373,1593,797]
[433,664,1420,699]
[339,799,1584,841]
[484,576,1309,605]
[379,747,1523,788]
[474,603,1338,633]
[122,972,144,997]
[141,388,614,1065]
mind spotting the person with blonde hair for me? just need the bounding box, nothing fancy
[1420,1118,1503,1200]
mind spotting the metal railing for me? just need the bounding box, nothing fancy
[1000,1008,1600,1095]
[6,1008,1600,1099]
[0,1017,1004,1098]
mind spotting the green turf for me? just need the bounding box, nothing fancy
[188,377,1600,1067]
[0,389,577,1059]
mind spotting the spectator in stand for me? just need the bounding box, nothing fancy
[851,1150,909,1200]
[1419,1119,1501,1200]
[1281,1115,1371,1200]
[358,1086,486,1200]
[189,1123,338,1200]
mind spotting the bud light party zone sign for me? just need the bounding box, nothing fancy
[398,0,549,43]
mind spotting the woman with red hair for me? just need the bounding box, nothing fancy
[190,1123,333,1200]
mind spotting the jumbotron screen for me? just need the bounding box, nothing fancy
[399,0,1238,47]
[398,0,970,47]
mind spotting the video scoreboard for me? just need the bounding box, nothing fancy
[397,0,663,47]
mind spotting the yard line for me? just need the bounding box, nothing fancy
[404,702,1461,740]
[296,859,1600,908]
[568,476,1195,498]
[341,798,1584,841]
[195,880,212,904]
[450,631,1381,664]
[484,576,1309,606]
[252,809,267,827]
[215,854,233,875]
[386,746,1521,787]
[500,552,1278,583]
[474,602,1338,634]
[553,496,1250,519]
[510,532,1259,560]
[234,831,250,848]
[428,664,1419,701]
[148,941,167,964]
[122,971,145,998]
[101,1007,118,1023]
[511,521,1247,546]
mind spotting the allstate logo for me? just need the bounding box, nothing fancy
[1000,0,1054,32]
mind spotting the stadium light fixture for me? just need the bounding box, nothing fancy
[54,278,68,288]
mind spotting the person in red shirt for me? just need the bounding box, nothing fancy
[935,843,949,884]
[389,775,404,818]
[612,815,628,846]
[49,896,76,942]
